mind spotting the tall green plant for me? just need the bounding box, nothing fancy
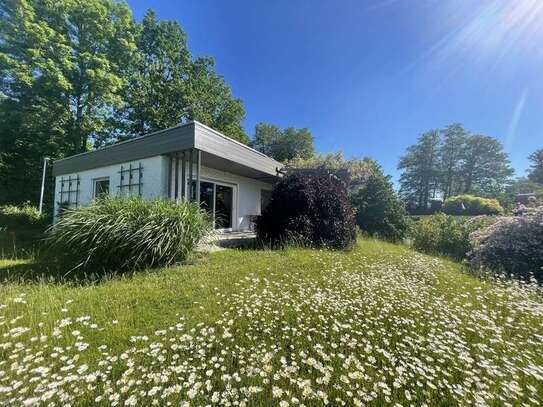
[410,214,471,259]
[351,167,409,242]
[44,197,211,275]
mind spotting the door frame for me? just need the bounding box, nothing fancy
[189,177,238,232]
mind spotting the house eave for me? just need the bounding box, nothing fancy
[52,122,283,181]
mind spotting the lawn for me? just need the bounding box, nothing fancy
[1,239,542,405]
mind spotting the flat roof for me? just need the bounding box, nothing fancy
[53,121,283,180]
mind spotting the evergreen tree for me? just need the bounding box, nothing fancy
[461,134,513,196]
[439,123,467,199]
[351,162,409,242]
[527,149,543,184]
[398,130,440,211]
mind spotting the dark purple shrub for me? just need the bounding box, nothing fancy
[256,173,356,249]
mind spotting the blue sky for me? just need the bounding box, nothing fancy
[126,0,543,181]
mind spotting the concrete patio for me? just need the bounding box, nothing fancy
[197,231,257,252]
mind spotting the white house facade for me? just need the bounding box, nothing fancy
[52,122,282,231]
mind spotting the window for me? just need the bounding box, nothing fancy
[93,177,110,198]
[58,175,80,210]
[118,163,143,196]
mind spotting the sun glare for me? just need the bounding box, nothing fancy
[449,0,543,57]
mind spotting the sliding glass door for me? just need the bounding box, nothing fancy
[193,181,234,230]
[215,185,233,229]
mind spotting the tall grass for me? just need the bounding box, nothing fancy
[43,197,211,276]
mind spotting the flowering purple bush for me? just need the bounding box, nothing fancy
[468,207,543,281]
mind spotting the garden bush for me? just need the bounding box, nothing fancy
[256,173,356,249]
[351,170,409,242]
[443,194,503,216]
[410,214,497,260]
[410,214,467,259]
[0,203,48,257]
[468,207,543,281]
[0,203,47,231]
[43,197,211,275]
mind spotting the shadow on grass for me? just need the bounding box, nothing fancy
[0,229,42,260]
[0,253,208,286]
[0,260,62,284]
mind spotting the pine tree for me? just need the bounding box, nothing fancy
[439,123,467,199]
[398,130,440,211]
[527,149,543,184]
[461,135,514,196]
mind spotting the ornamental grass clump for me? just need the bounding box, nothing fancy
[44,197,211,275]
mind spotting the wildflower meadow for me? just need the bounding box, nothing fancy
[1,240,543,405]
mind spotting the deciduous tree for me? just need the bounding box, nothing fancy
[0,0,136,205]
[250,123,314,162]
[122,10,191,137]
[186,57,247,143]
[288,152,375,191]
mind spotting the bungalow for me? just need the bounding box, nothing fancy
[52,121,283,231]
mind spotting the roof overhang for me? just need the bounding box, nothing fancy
[52,122,282,183]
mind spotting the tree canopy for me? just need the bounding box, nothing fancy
[528,149,543,184]
[0,1,247,206]
[0,0,136,205]
[250,123,315,162]
[398,125,514,212]
[288,152,376,191]
[351,163,408,242]
[398,130,441,210]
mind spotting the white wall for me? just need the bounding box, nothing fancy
[168,163,273,231]
[55,154,273,231]
[200,166,272,231]
[54,155,168,215]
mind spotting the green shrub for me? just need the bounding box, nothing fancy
[43,197,211,275]
[410,214,471,259]
[351,171,409,242]
[0,203,47,230]
[443,195,503,216]
[256,173,356,249]
[0,204,48,258]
